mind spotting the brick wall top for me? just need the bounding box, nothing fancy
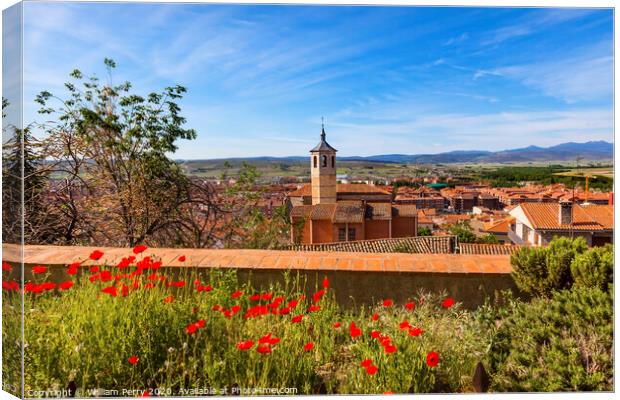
[2,244,512,274]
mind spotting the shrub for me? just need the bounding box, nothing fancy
[488,286,613,392]
[418,227,432,236]
[510,237,587,297]
[449,222,476,244]
[570,244,613,292]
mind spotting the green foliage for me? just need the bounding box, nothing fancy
[570,244,613,292]
[479,166,612,191]
[417,227,432,236]
[488,286,613,392]
[510,237,587,297]
[476,233,498,244]
[449,222,476,244]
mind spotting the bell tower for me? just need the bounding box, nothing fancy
[310,119,337,205]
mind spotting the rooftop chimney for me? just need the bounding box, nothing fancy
[558,201,573,225]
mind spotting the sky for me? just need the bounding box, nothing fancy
[7,2,615,158]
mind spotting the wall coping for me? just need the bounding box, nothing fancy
[1,244,512,274]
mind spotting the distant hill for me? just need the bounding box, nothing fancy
[184,141,613,164]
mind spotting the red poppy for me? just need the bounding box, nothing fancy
[383,299,393,307]
[100,270,112,282]
[231,290,243,299]
[322,277,329,289]
[203,285,213,292]
[408,327,424,337]
[405,301,415,310]
[313,289,325,303]
[380,336,392,347]
[249,293,260,301]
[212,304,222,311]
[258,333,273,344]
[236,340,253,350]
[164,296,174,304]
[269,337,281,346]
[349,322,362,338]
[59,281,74,291]
[426,351,440,367]
[279,307,291,315]
[308,305,320,312]
[360,358,373,367]
[231,305,241,315]
[399,321,411,330]
[121,285,129,297]
[384,345,397,354]
[371,313,379,321]
[333,322,341,329]
[197,319,205,328]
[178,255,186,262]
[442,297,455,308]
[90,266,100,274]
[174,281,185,288]
[66,264,78,275]
[288,299,299,308]
[186,323,198,334]
[261,292,273,300]
[257,344,271,354]
[133,245,148,254]
[102,286,117,297]
[2,261,12,272]
[89,274,100,283]
[303,342,314,351]
[32,265,47,274]
[370,330,380,339]
[132,280,140,289]
[365,365,378,375]
[89,250,104,260]
[292,315,303,323]
[128,356,139,365]
[144,282,154,289]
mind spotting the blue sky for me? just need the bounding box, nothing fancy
[13,3,615,158]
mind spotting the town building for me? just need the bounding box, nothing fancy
[288,126,417,244]
[508,202,613,246]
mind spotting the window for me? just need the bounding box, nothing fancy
[322,155,327,167]
[338,228,346,241]
[348,228,356,241]
[313,156,317,168]
[331,156,335,168]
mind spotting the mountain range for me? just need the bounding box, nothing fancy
[192,141,613,164]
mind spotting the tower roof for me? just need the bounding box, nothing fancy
[310,123,337,152]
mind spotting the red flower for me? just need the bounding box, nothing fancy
[308,305,320,312]
[370,330,381,339]
[426,351,440,367]
[303,342,314,351]
[279,307,291,315]
[164,295,174,304]
[442,297,455,308]
[408,327,424,337]
[178,255,186,262]
[292,315,303,323]
[399,321,411,330]
[371,313,379,321]
[102,286,117,297]
[261,292,273,300]
[249,293,260,301]
[383,299,393,307]
[384,345,397,354]
[212,304,222,311]
[89,250,104,260]
[121,285,129,297]
[258,333,273,344]
[379,336,392,347]
[100,270,112,282]
[365,365,378,375]
[288,299,299,308]
[59,280,74,291]
[186,323,199,334]
[90,266,100,273]
[133,245,148,254]
[2,261,12,272]
[236,340,253,350]
[174,281,185,288]
[231,290,243,299]
[360,358,373,367]
[203,285,213,292]
[322,277,329,289]
[140,390,150,397]
[405,301,415,310]
[197,319,205,328]
[349,322,362,338]
[313,289,325,303]
[128,356,139,365]
[32,265,47,274]
[333,322,341,329]
[257,344,271,354]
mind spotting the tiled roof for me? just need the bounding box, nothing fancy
[483,217,514,234]
[518,203,613,231]
[392,204,418,217]
[459,243,519,255]
[333,202,365,223]
[2,243,512,274]
[290,205,313,218]
[287,183,390,197]
[310,204,337,220]
[366,202,392,220]
[288,236,455,254]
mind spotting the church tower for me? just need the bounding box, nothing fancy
[310,121,337,205]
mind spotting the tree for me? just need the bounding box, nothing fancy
[510,236,587,297]
[417,226,432,236]
[449,221,476,243]
[477,233,498,244]
[570,244,613,292]
[35,58,197,246]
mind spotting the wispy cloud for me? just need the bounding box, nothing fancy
[443,32,468,46]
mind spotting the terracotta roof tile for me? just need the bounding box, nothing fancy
[333,202,365,223]
[366,202,392,220]
[392,204,417,217]
[459,243,519,255]
[310,204,337,220]
[288,183,390,197]
[518,203,613,231]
